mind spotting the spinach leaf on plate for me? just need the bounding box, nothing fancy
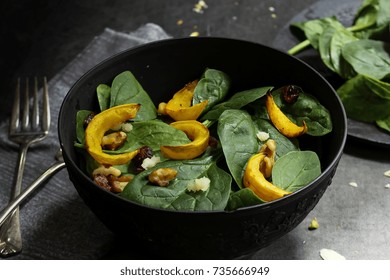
[337,74,390,122]
[341,39,390,80]
[120,156,232,211]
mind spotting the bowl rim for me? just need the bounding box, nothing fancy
[58,36,347,215]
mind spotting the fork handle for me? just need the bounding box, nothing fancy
[0,143,29,257]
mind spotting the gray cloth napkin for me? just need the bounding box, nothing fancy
[0,23,171,259]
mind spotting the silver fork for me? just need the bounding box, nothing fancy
[0,77,50,257]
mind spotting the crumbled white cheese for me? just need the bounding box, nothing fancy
[256,131,270,142]
[320,248,346,260]
[384,170,390,177]
[349,182,358,188]
[141,156,161,170]
[110,122,133,132]
[121,123,133,132]
[187,177,210,192]
[385,183,390,189]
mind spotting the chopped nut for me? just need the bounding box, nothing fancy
[308,217,319,230]
[101,131,127,150]
[258,139,276,178]
[93,174,111,191]
[148,168,178,187]
[93,168,132,193]
[92,165,121,178]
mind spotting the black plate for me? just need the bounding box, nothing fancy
[272,0,390,148]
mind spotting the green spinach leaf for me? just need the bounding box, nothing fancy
[110,71,157,121]
[107,120,191,154]
[75,110,93,145]
[341,39,390,80]
[217,109,259,188]
[272,151,321,192]
[120,156,232,211]
[377,115,390,133]
[193,68,231,113]
[290,17,344,49]
[201,86,272,121]
[337,74,390,122]
[253,118,299,158]
[96,84,111,111]
[226,188,265,211]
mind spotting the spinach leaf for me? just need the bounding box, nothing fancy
[253,118,299,158]
[217,109,259,189]
[290,17,344,49]
[337,74,390,122]
[377,115,390,133]
[75,110,93,145]
[107,120,191,154]
[96,84,111,111]
[110,71,157,121]
[193,68,231,113]
[226,188,265,211]
[341,39,390,80]
[201,86,272,121]
[272,151,321,192]
[271,88,333,136]
[120,156,232,211]
[354,0,390,28]
[328,27,358,78]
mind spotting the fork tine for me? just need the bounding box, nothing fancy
[41,77,50,133]
[32,77,39,130]
[21,78,30,130]
[9,78,21,134]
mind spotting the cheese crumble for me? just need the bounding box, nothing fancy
[187,177,210,192]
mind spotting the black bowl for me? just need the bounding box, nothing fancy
[58,37,346,259]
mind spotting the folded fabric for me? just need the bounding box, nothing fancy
[0,23,171,259]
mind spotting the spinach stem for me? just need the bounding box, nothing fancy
[287,23,373,56]
[287,40,311,55]
[202,119,214,128]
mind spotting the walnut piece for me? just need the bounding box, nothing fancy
[148,168,178,187]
